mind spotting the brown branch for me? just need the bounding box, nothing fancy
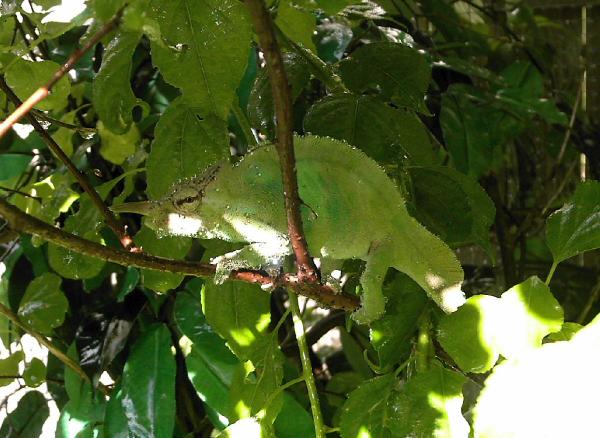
[0,77,132,249]
[0,7,124,139]
[0,302,91,385]
[0,198,360,311]
[244,0,318,282]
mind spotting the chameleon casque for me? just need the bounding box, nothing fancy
[113,135,465,323]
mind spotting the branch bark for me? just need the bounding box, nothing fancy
[0,198,360,311]
[0,7,124,139]
[0,77,132,249]
[244,0,318,282]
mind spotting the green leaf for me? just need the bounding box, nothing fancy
[104,385,128,438]
[97,120,140,165]
[439,277,563,372]
[18,273,67,334]
[135,226,191,292]
[473,313,600,438]
[387,362,469,438]
[0,154,31,181]
[304,94,436,165]
[0,391,49,437]
[23,357,46,387]
[440,86,500,177]
[495,276,563,359]
[175,291,239,425]
[546,181,600,264]
[338,42,431,110]
[146,97,229,199]
[546,322,582,342]
[5,59,70,111]
[93,30,143,134]
[121,324,176,438]
[339,373,396,438]
[202,281,272,360]
[370,273,428,368]
[408,166,495,250]
[248,52,310,138]
[216,418,274,438]
[275,2,317,52]
[274,393,316,438]
[116,267,140,302]
[438,294,501,373]
[0,351,24,387]
[148,0,252,119]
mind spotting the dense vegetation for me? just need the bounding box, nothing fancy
[0,1,599,437]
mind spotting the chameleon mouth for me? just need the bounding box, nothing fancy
[110,201,155,216]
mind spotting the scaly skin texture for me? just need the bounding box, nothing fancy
[119,136,465,323]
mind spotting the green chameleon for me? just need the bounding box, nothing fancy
[113,135,464,323]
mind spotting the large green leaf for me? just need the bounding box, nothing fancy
[146,97,229,199]
[388,362,469,437]
[0,351,24,387]
[370,273,428,368]
[339,373,397,438]
[0,154,31,181]
[121,324,176,438]
[248,52,310,138]
[408,166,495,250]
[495,276,563,359]
[203,281,272,360]
[23,357,46,388]
[93,30,143,134]
[5,59,70,111]
[98,121,140,165]
[438,294,501,373]
[275,2,317,52]
[135,226,191,292]
[104,385,128,438]
[473,313,600,438]
[439,277,563,373]
[0,391,49,437]
[148,0,252,119]
[18,273,67,334]
[304,94,436,165]
[338,42,430,110]
[440,86,500,177]
[175,291,239,425]
[546,181,600,264]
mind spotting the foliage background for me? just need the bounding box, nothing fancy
[0,0,599,437]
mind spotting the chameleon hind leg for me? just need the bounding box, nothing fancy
[351,241,393,324]
[211,241,290,284]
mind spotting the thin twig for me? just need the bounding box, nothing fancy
[31,109,96,135]
[0,7,125,139]
[557,77,584,164]
[0,302,91,385]
[244,0,318,282]
[577,279,600,324]
[0,198,360,311]
[289,292,325,438]
[0,77,132,249]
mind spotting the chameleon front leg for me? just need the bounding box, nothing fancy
[211,241,290,284]
[351,242,393,324]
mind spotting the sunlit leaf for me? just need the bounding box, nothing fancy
[5,59,70,111]
[0,350,24,387]
[387,362,469,438]
[23,357,46,387]
[98,120,140,165]
[473,313,600,438]
[275,2,317,52]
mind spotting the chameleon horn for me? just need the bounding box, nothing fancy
[110,201,154,216]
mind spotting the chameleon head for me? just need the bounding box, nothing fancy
[110,182,207,237]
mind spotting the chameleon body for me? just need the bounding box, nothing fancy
[115,136,465,323]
